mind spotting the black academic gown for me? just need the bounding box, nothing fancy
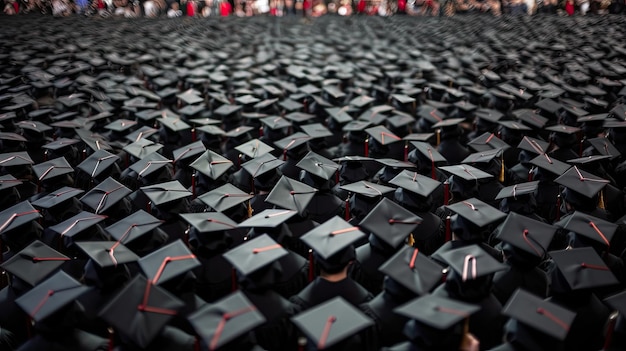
[290,276,373,312]
[243,289,298,351]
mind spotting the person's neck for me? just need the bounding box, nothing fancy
[319,268,348,282]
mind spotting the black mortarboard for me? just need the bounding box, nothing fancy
[261,116,292,131]
[301,216,365,260]
[42,138,80,152]
[439,164,493,181]
[158,116,191,132]
[394,294,480,330]
[566,155,612,166]
[138,239,200,285]
[291,297,374,350]
[0,151,34,167]
[432,118,466,129]
[439,244,507,280]
[104,119,138,133]
[224,126,254,138]
[605,290,626,316]
[31,186,84,209]
[365,125,402,146]
[177,90,204,105]
[296,151,340,181]
[495,181,539,200]
[502,289,575,341]
[16,271,90,322]
[76,129,113,152]
[265,176,317,214]
[554,166,609,198]
[32,157,73,182]
[198,183,253,212]
[379,246,444,295]
[75,241,139,268]
[99,275,185,348]
[105,210,163,244]
[223,233,288,276]
[587,137,621,160]
[497,120,532,132]
[141,180,192,206]
[80,177,131,214]
[237,209,298,229]
[274,132,312,152]
[529,154,571,176]
[180,212,238,234]
[514,109,549,129]
[496,212,556,257]
[340,180,394,198]
[359,198,422,248]
[0,240,70,287]
[0,201,41,235]
[48,211,106,241]
[555,211,617,247]
[446,197,506,228]
[0,174,22,192]
[235,139,274,159]
[517,136,549,155]
[188,291,266,351]
[129,153,173,179]
[549,247,618,290]
[172,141,206,163]
[390,170,440,198]
[545,124,581,135]
[411,141,447,163]
[326,107,353,124]
[190,150,233,180]
[241,153,284,179]
[77,150,120,178]
[0,132,28,142]
[123,139,164,160]
[467,133,510,153]
[461,147,504,164]
[302,123,333,139]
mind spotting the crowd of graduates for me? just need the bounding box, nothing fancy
[1,11,626,351]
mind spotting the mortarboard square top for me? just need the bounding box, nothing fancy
[439,244,507,280]
[326,107,353,124]
[42,138,80,151]
[180,212,239,233]
[301,123,333,139]
[0,201,42,235]
[529,154,571,176]
[31,186,84,209]
[432,118,466,129]
[48,211,107,239]
[32,157,74,182]
[301,216,366,260]
[365,125,402,145]
[439,164,493,181]
[124,138,164,160]
[340,180,395,198]
[0,240,70,287]
[158,115,191,132]
[141,180,192,206]
[496,212,556,257]
[554,166,609,198]
[517,136,550,155]
[77,150,120,178]
[495,181,539,200]
[390,170,441,198]
[446,197,506,228]
[549,247,618,290]
[129,152,172,179]
[172,141,206,163]
[105,210,163,244]
[190,150,233,180]
[238,209,298,229]
[241,153,284,178]
[379,245,444,295]
[394,294,480,330]
[80,177,131,214]
[605,291,626,316]
[15,271,90,322]
[265,176,318,215]
[291,297,374,350]
[502,289,575,341]
[224,125,254,138]
[274,132,312,151]
[75,241,139,268]
[296,151,340,181]
[0,151,34,167]
[104,119,138,133]
[235,139,274,159]
[411,141,447,163]
[0,174,22,191]
[261,116,292,130]
[99,275,185,348]
[587,137,621,160]
[359,198,422,248]
[138,239,200,285]
[188,291,266,351]
[554,211,617,247]
[198,183,253,213]
[223,233,288,276]
[467,133,511,153]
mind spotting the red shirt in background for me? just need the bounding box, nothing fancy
[220,1,232,15]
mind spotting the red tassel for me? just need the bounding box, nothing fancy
[308,250,314,282]
[604,314,618,351]
[579,138,584,157]
[237,154,242,170]
[404,142,409,162]
[283,148,287,161]
[431,160,436,180]
[191,172,197,199]
[125,154,129,169]
[445,216,451,242]
[335,170,339,185]
[191,128,196,142]
[443,180,450,206]
[555,194,561,221]
[344,197,350,221]
[82,149,87,161]
[231,268,238,291]
[147,201,152,214]
[43,150,48,162]
[108,327,114,351]
[528,168,534,181]
[303,99,308,114]
[364,138,369,157]
[259,126,264,138]
[26,317,32,339]
[194,337,201,351]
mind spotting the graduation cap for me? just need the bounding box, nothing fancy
[359,198,422,248]
[265,176,317,214]
[495,181,539,200]
[99,275,185,348]
[158,116,191,132]
[177,90,204,105]
[76,129,113,152]
[0,174,22,192]
[42,138,80,152]
[15,271,90,322]
[549,247,618,290]
[340,180,395,198]
[141,180,192,206]
[291,297,374,350]
[554,166,609,198]
[238,209,298,229]
[80,177,131,214]
[198,183,253,212]
[326,107,353,124]
[411,141,447,163]
[554,211,617,248]
[502,289,576,341]
[301,123,333,139]
[390,170,441,198]
[514,109,549,129]
[462,148,504,164]
[190,150,233,180]
[0,201,41,235]
[223,233,288,276]
[77,150,120,179]
[446,197,506,228]
[241,153,284,179]
[545,124,581,135]
[0,151,34,167]
[379,246,444,295]
[365,125,402,146]
[105,210,163,245]
[284,112,317,125]
[172,141,206,164]
[296,151,340,181]
[261,116,292,130]
[439,244,507,280]
[48,210,107,241]
[439,164,493,181]
[496,212,556,257]
[124,139,164,160]
[529,154,571,176]
[517,136,550,155]
[15,120,52,134]
[32,157,73,182]
[224,126,254,138]
[467,133,510,153]
[188,291,266,351]
[180,212,239,234]
[104,119,138,133]
[75,241,139,268]
[301,216,366,260]
[0,132,28,143]
[31,186,84,209]
[129,152,173,179]
[605,290,626,316]
[0,240,70,287]
[587,137,621,160]
[394,294,480,330]
[274,132,312,153]
[138,239,200,285]
[235,139,274,159]
[497,120,532,132]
